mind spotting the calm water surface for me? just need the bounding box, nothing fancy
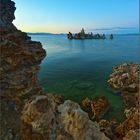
[30,34,139,121]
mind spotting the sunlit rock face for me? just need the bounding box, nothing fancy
[22,97,109,140]
[58,100,110,140]
[21,94,70,140]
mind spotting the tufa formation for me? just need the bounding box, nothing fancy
[0,0,139,140]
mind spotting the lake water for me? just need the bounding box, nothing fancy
[30,34,139,121]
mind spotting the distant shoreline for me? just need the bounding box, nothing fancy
[27,32,66,35]
[27,32,140,36]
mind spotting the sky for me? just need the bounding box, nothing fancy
[13,0,139,34]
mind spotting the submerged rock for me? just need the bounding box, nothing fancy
[75,82,95,90]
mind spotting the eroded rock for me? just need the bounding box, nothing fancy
[58,100,110,140]
[123,129,140,140]
[0,0,46,139]
[98,119,118,139]
[21,97,110,140]
[81,96,110,120]
[108,63,140,139]
[115,107,139,138]
[21,94,66,140]
[108,63,139,92]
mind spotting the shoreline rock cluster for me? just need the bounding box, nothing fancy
[0,0,139,140]
[108,63,140,139]
[67,28,113,40]
[21,95,109,140]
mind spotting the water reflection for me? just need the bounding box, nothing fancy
[68,39,74,51]
[80,40,85,52]
[68,39,86,52]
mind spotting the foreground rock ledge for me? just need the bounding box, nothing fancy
[21,95,109,140]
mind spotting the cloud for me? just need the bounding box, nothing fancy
[90,27,138,31]
[85,26,139,34]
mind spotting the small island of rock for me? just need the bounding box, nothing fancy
[67,28,107,40]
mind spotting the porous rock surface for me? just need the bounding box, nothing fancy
[108,63,139,92]
[21,97,110,140]
[108,63,140,139]
[58,100,109,140]
[0,0,46,139]
[81,96,110,120]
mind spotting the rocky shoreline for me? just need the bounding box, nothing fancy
[0,0,139,140]
[107,63,140,139]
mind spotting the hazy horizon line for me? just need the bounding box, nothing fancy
[25,26,139,34]
[27,32,140,35]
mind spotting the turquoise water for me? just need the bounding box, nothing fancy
[30,34,139,121]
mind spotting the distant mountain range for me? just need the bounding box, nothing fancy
[27,32,66,35]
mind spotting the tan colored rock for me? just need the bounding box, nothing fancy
[21,94,65,140]
[81,96,110,120]
[98,119,118,139]
[123,129,140,140]
[108,63,140,139]
[58,100,110,140]
[21,97,110,140]
[108,63,139,92]
[115,107,139,138]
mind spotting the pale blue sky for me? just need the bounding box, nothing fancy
[13,0,139,33]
